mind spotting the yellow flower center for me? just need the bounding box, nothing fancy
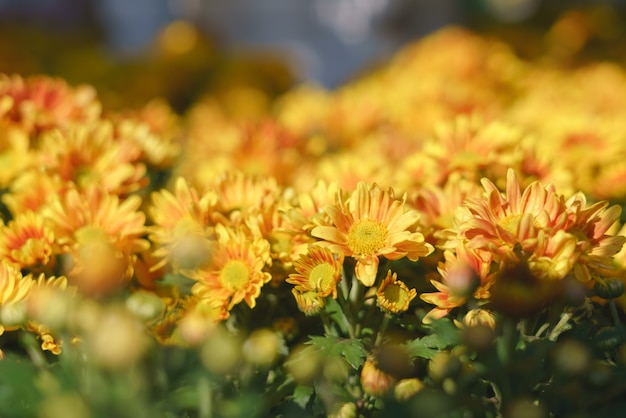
[308,262,335,293]
[498,214,522,236]
[75,226,110,245]
[382,283,409,310]
[220,260,250,292]
[347,219,388,256]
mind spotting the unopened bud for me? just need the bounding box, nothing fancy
[242,328,281,368]
[38,393,90,418]
[428,352,462,383]
[200,327,242,375]
[394,378,425,401]
[329,402,357,418]
[594,278,624,299]
[360,356,396,397]
[87,306,150,370]
[286,344,321,384]
[125,290,165,322]
[551,339,591,376]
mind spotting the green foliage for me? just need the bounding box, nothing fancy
[306,335,367,370]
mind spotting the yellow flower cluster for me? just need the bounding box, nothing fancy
[1,26,626,354]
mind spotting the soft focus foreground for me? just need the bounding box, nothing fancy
[2,24,626,418]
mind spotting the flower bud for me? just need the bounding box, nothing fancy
[38,393,90,418]
[286,344,321,384]
[360,356,396,397]
[550,339,591,376]
[394,378,425,401]
[26,287,73,332]
[125,290,165,322]
[462,324,496,352]
[329,402,357,418]
[594,278,624,299]
[242,328,281,368]
[503,397,547,418]
[200,327,242,375]
[463,309,496,329]
[86,306,150,370]
[428,352,462,383]
[292,289,325,316]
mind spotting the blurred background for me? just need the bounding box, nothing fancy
[1,0,625,111]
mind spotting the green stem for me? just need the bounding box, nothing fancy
[319,310,335,336]
[374,314,391,347]
[197,375,212,418]
[609,299,622,327]
[20,332,47,368]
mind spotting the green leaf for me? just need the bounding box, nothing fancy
[406,318,461,359]
[306,336,367,369]
[291,384,313,409]
[0,354,43,418]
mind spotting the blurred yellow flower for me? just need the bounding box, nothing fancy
[0,211,55,269]
[42,186,149,295]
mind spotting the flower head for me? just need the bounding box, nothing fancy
[287,245,344,299]
[376,270,417,314]
[460,169,568,259]
[187,224,272,311]
[37,121,147,196]
[0,211,55,269]
[312,182,433,286]
[42,186,148,295]
[149,177,217,271]
[0,74,100,135]
[292,289,326,316]
[420,243,493,323]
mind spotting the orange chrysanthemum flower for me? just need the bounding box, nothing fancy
[565,193,625,282]
[422,115,524,185]
[0,211,55,269]
[1,169,64,214]
[376,270,417,314]
[312,182,433,286]
[37,121,147,196]
[187,224,272,312]
[460,169,569,259]
[420,243,493,323]
[408,175,483,246]
[0,74,100,135]
[149,177,217,271]
[42,186,149,295]
[278,180,344,265]
[209,171,281,226]
[287,245,344,299]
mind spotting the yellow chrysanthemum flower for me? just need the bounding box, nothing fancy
[312,182,433,286]
[42,186,149,295]
[287,245,344,299]
[37,120,147,196]
[187,224,272,311]
[376,271,416,314]
[0,211,55,269]
[149,177,217,271]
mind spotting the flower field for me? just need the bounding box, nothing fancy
[2,26,626,417]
